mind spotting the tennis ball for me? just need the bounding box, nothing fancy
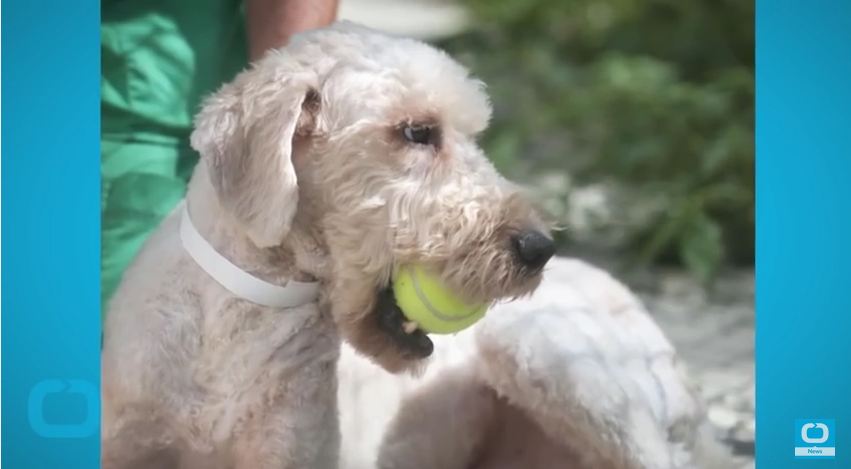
[392,264,487,334]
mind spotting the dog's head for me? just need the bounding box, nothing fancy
[191,22,554,370]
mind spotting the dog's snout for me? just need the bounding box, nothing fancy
[512,230,555,269]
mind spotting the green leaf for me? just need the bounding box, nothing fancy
[679,212,724,284]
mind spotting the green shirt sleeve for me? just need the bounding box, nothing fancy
[100,0,248,314]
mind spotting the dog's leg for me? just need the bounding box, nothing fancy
[102,409,179,469]
[230,361,340,469]
[377,367,497,469]
[231,407,339,469]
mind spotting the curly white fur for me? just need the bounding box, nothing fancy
[338,258,734,469]
[102,22,547,468]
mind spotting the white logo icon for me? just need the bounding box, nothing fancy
[801,423,830,444]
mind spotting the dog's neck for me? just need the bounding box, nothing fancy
[185,164,331,287]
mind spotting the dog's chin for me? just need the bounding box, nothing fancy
[468,265,547,304]
[492,279,543,304]
[519,266,546,293]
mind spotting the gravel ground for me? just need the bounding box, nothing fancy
[633,269,755,469]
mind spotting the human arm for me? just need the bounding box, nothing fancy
[246,0,339,61]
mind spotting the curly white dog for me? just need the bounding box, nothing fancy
[102,22,554,469]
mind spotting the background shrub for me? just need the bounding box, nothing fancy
[439,0,754,284]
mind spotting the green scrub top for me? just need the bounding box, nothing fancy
[101,0,248,315]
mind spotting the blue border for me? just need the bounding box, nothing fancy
[4,0,851,467]
[2,0,101,467]
[757,1,851,467]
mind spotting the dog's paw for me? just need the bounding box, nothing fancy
[375,287,434,360]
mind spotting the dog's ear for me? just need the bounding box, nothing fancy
[190,57,319,247]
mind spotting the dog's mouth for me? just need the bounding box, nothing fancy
[370,256,547,362]
[373,286,434,359]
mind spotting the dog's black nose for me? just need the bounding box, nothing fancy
[512,230,555,269]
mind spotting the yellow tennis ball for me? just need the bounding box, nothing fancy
[392,264,487,334]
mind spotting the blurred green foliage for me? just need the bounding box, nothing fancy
[439,0,754,283]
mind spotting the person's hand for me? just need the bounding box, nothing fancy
[246,0,339,61]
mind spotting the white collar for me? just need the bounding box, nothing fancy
[179,203,320,308]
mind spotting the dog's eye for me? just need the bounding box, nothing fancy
[402,124,437,146]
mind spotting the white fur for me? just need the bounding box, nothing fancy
[103,22,545,468]
[338,258,734,469]
[102,22,728,469]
